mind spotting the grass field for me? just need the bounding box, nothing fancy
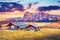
[0,28,60,40]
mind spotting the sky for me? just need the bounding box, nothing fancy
[0,0,60,6]
[0,0,60,21]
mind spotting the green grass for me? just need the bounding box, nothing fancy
[0,28,60,40]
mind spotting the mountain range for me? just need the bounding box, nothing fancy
[2,11,60,22]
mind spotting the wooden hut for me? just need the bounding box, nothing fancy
[25,25,39,31]
[7,23,20,30]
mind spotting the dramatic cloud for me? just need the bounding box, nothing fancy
[0,2,24,12]
[33,2,39,5]
[57,1,60,3]
[28,3,32,9]
[38,6,60,11]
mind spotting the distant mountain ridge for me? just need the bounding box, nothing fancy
[2,11,60,22]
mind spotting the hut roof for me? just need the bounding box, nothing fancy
[7,22,39,28]
[25,25,37,28]
[31,24,39,27]
[11,22,27,28]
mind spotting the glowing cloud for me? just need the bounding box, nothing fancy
[49,10,60,15]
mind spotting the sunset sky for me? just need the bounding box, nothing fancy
[0,0,60,21]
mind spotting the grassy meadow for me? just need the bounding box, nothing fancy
[0,28,60,40]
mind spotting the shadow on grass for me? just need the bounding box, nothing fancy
[36,34,60,40]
